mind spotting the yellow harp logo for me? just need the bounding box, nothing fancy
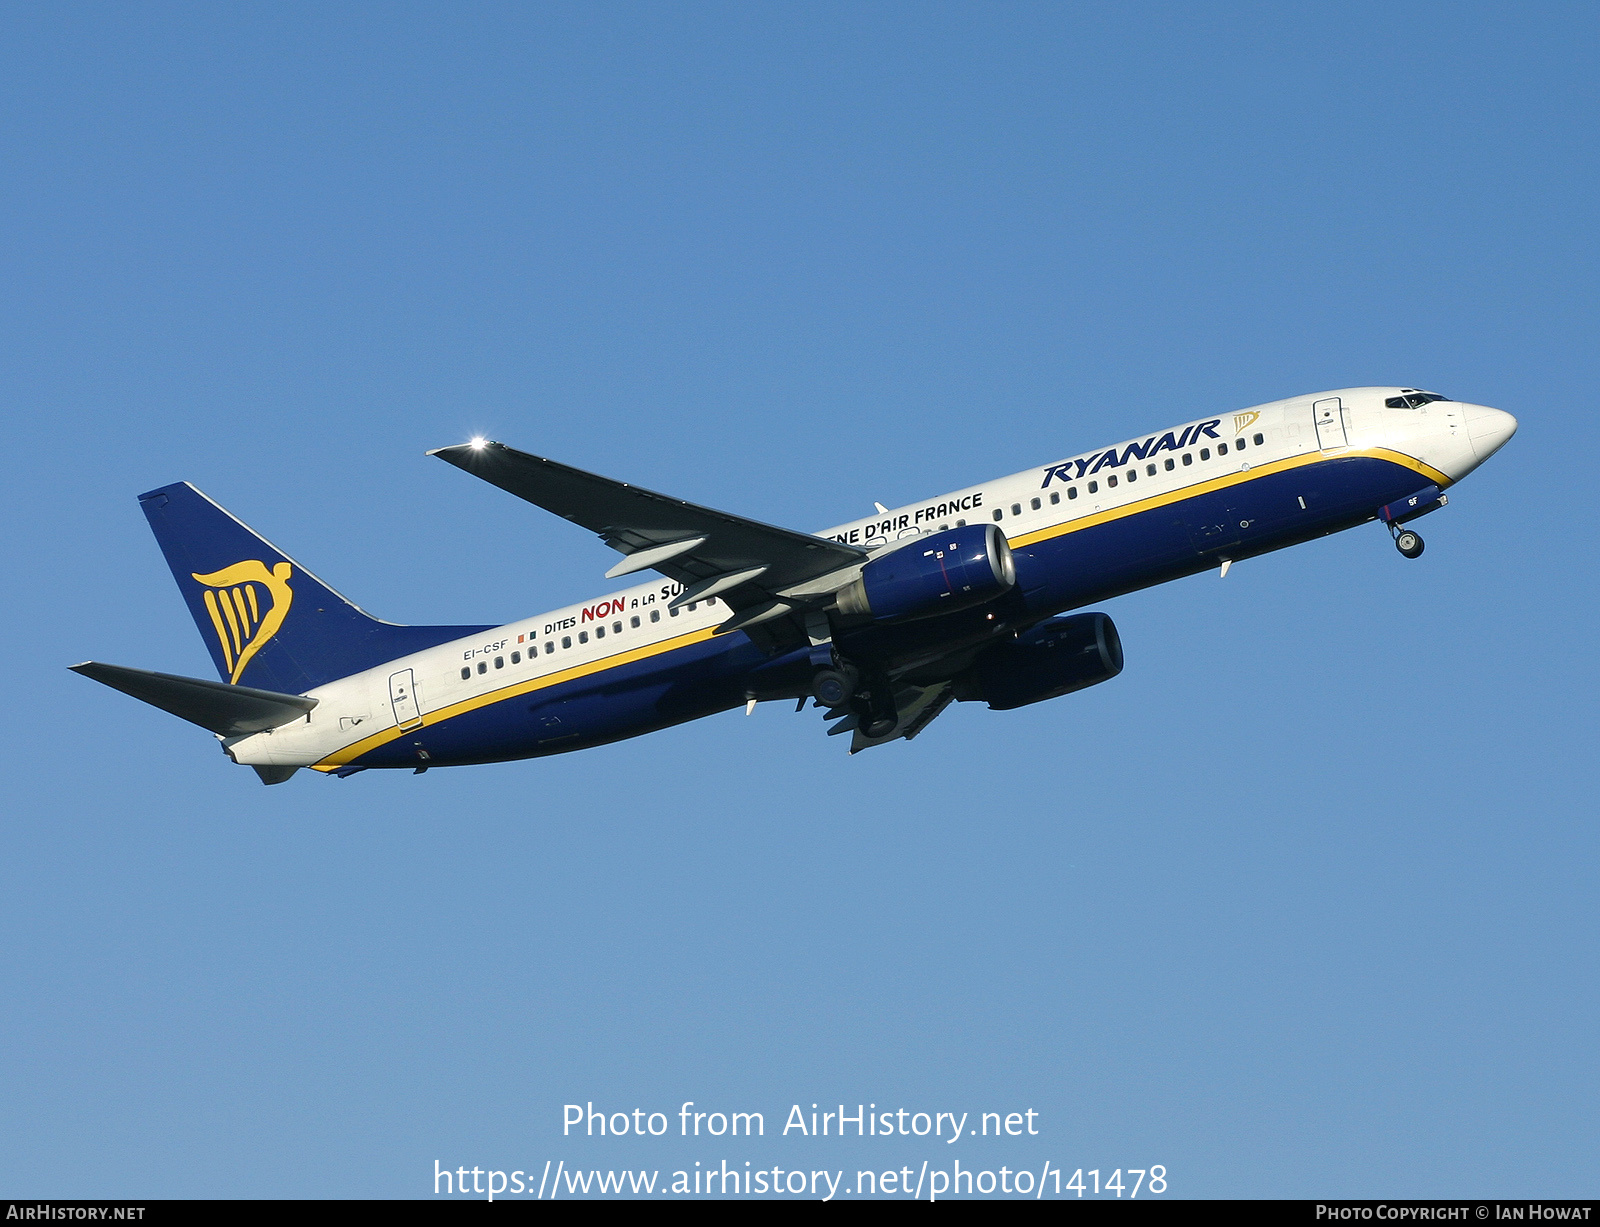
[191,561,294,683]
[1233,411,1260,434]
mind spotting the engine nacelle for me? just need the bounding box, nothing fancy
[835,523,1015,624]
[953,612,1123,711]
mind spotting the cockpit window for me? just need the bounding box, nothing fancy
[1386,390,1452,409]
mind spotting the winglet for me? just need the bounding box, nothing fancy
[426,440,499,459]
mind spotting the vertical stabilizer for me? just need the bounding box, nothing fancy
[139,482,490,694]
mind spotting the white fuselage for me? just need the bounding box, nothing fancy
[225,387,1515,772]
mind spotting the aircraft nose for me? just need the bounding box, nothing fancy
[1464,404,1518,461]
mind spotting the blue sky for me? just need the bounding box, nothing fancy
[2,2,1596,1198]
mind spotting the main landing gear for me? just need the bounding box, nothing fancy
[805,611,898,738]
[810,665,855,709]
[1392,526,1425,559]
[811,663,899,739]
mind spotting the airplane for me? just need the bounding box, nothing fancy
[72,387,1516,783]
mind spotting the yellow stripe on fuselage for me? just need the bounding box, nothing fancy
[311,625,721,770]
[1005,446,1448,549]
[313,445,1445,771]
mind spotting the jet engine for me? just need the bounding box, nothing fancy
[953,612,1123,710]
[834,523,1015,623]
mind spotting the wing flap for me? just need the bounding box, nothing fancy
[843,682,956,753]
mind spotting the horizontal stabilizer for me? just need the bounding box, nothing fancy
[70,662,318,736]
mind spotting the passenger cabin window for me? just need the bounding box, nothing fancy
[613,621,622,633]
[1146,464,1156,476]
[1126,469,1136,482]
[561,636,571,649]
[1067,487,1078,500]
[1218,443,1228,455]
[494,656,504,668]
[631,616,640,628]
[670,606,679,617]
[650,610,660,623]
[1050,491,1060,505]
[1165,458,1175,470]
[1235,438,1245,450]
[1088,480,1098,493]
[460,667,470,680]
[477,661,487,675]
[1030,497,1041,510]
[993,508,1003,521]
[579,631,588,643]
[1011,503,1022,516]
[511,650,520,663]
[1200,448,1211,460]
[1253,433,1264,445]
[956,518,966,527]
[545,641,554,654]
[595,625,604,638]
[1182,453,1193,465]
[1107,474,1118,487]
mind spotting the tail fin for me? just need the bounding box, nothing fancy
[139,482,491,694]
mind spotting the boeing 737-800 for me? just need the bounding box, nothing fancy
[73,387,1516,782]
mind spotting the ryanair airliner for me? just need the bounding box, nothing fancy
[73,387,1516,783]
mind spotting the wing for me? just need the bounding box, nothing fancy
[430,441,866,628]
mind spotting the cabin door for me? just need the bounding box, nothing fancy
[1312,397,1348,450]
[389,668,423,731]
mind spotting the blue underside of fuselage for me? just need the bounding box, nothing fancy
[347,454,1431,771]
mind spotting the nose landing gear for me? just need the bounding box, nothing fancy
[1378,487,1445,559]
[1393,526,1424,559]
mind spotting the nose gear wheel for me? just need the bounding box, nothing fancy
[1391,525,1425,559]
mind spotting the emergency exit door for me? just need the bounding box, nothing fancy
[389,669,423,731]
[1312,397,1348,450]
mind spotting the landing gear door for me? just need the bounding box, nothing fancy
[1313,397,1348,450]
[389,668,423,731]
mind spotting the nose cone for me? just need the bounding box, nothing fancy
[1464,404,1518,462]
